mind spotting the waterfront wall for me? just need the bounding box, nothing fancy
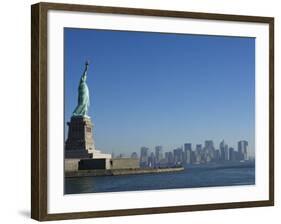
[65,167,184,178]
[65,157,140,171]
[65,159,80,172]
[111,158,140,170]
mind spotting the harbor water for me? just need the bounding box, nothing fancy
[65,161,255,194]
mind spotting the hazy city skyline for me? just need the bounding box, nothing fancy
[110,139,254,159]
[64,28,255,157]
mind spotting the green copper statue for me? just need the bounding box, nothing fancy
[72,61,90,117]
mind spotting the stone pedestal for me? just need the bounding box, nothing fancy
[65,116,97,158]
[65,115,112,171]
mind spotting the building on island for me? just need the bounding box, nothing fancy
[238,140,248,161]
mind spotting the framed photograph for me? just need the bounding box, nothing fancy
[31,2,274,221]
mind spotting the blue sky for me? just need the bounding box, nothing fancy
[64,28,255,156]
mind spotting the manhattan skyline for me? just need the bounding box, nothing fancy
[64,28,255,157]
[113,139,253,160]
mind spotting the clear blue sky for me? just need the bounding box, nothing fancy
[64,28,255,156]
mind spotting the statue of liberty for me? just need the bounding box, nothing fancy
[72,61,90,117]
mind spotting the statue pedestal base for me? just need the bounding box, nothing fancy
[65,116,95,158]
[65,116,112,161]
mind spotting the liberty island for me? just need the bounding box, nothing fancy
[64,62,184,178]
[65,61,112,163]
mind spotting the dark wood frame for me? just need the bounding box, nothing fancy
[31,2,274,221]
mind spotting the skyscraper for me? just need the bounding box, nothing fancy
[229,147,235,161]
[196,144,202,152]
[155,145,163,165]
[214,149,220,161]
[140,146,149,167]
[173,147,183,165]
[238,140,248,160]
[195,144,202,163]
[220,140,229,161]
[148,152,156,168]
[225,144,229,160]
[167,151,174,165]
[184,143,192,164]
[204,140,215,162]
[204,140,214,150]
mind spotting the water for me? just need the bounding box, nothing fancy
[65,163,255,194]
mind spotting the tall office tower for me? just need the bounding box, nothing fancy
[219,140,224,160]
[184,143,192,164]
[194,144,202,163]
[191,150,197,164]
[204,140,214,149]
[140,146,149,167]
[238,140,248,160]
[164,152,169,164]
[167,151,174,165]
[214,149,220,162]
[224,144,229,160]
[173,147,183,165]
[155,145,163,165]
[204,140,215,160]
[131,152,138,159]
[229,147,235,161]
[148,152,156,168]
[196,144,202,152]
[219,140,228,161]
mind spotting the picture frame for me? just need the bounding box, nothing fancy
[31,2,274,221]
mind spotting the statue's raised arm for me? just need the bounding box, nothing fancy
[73,61,91,117]
[81,61,90,81]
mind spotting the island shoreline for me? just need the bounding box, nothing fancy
[65,167,184,178]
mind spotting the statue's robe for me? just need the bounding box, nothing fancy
[73,74,90,116]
